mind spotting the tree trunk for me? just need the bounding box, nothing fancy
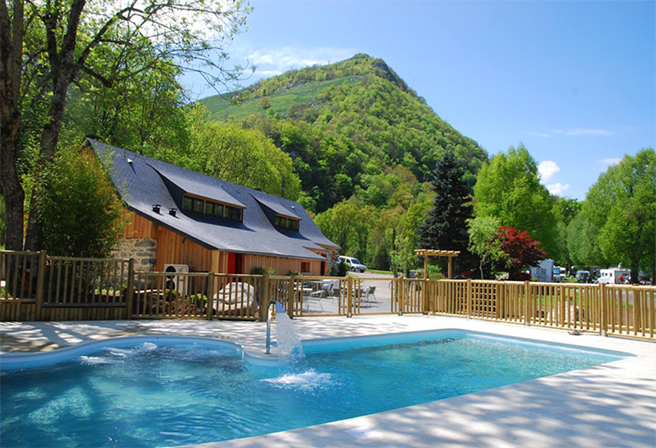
[0,137,25,250]
[0,0,26,250]
[24,0,86,251]
[630,264,639,285]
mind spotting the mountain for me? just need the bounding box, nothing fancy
[199,54,488,212]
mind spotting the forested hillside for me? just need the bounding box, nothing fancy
[200,54,488,212]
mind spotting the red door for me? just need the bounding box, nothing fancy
[227,253,243,274]
[227,253,236,274]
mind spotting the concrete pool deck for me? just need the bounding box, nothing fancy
[1,315,654,447]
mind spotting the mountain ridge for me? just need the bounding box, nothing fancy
[199,54,488,212]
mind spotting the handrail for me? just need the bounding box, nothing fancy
[1,250,654,339]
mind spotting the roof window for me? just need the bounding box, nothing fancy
[181,194,243,222]
[275,215,300,231]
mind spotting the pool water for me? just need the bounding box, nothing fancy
[0,331,625,447]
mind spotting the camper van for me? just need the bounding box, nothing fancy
[597,268,630,284]
[530,259,554,282]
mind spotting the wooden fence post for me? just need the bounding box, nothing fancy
[259,273,269,323]
[126,258,135,320]
[206,272,215,321]
[524,281,531,326]
[35,250,47,320]
[422,276,429,314]
[347,276,353,317]
[466,278,472,319]
[288,275,295,319]
[600,282,607,336]
[398,278,404,316]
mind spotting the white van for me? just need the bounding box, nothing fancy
[339,256,366,272]
[597,268,630,284]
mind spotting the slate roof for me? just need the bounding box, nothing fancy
[89,139,339,261]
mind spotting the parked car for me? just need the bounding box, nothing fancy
[339,256,366,272]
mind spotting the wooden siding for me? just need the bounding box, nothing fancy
[243,254,322,276]
[121,211,324,275]
[122,210,155,238]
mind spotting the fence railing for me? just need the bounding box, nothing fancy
[1,251,654,339]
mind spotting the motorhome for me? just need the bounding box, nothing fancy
[597,268,630,284]
[530,259,554,282]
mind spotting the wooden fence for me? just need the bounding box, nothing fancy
[1,250,654,340]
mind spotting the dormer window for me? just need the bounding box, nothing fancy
[181,194,243,222]
[275,215,300,231]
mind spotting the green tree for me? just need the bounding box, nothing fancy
[36,147,125,257]
[61,55,189,155]
[473,144,558,257]
[417,150,474,274]
[582,149,655,282]
[0,0,250,251]
[467,216,505,279]
[392,203,428,276]
[552,197,582,268]
[566,213,607,267]
[186,107,301,200]
[314,201,363,255]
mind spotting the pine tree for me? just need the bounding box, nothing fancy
[417,150,475,276]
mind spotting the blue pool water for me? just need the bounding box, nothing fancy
[0,330,626,447]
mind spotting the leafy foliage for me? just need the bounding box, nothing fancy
[473,144,558,257]
[495,226,547,280]
[182,107,301,199]
[36,148,125,257]
[578,148,655,281]
[467,216,506,279]
[417,150,475,274]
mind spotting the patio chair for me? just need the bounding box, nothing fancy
[305,288,326,312]
[361,286,374,303]
[320,279,339,297]
[368,286,377,303]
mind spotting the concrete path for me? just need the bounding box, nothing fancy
[1,316,655,448]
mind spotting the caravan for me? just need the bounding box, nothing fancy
[597,268,630,284]
[530,259,555,282]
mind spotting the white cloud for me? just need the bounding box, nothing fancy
[526,132,550,138]
[547,182,571,196]
[538,160,560,182]
[245,46,357,76]
[553,128,613,136]
[599,158,621,166]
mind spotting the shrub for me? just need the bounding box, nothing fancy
[36,147,125,257]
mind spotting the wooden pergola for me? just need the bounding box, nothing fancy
[414,249,461,280]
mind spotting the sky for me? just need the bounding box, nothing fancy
[184,1,656,202]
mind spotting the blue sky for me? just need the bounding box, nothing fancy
[185,1,655,202]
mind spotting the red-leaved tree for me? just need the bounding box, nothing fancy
[495,226,547,280]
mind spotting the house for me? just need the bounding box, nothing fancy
[88,139,339,275]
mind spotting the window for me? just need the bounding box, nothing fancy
[225,205,242,221]
[181,195,242,222]
[301,262,310,273]
[274,215,300,231]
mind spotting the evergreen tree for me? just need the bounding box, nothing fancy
[417,151,475,276]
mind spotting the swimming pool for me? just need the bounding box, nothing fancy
[0,330,628,447]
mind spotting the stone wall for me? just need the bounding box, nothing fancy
[113,238,157,271]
